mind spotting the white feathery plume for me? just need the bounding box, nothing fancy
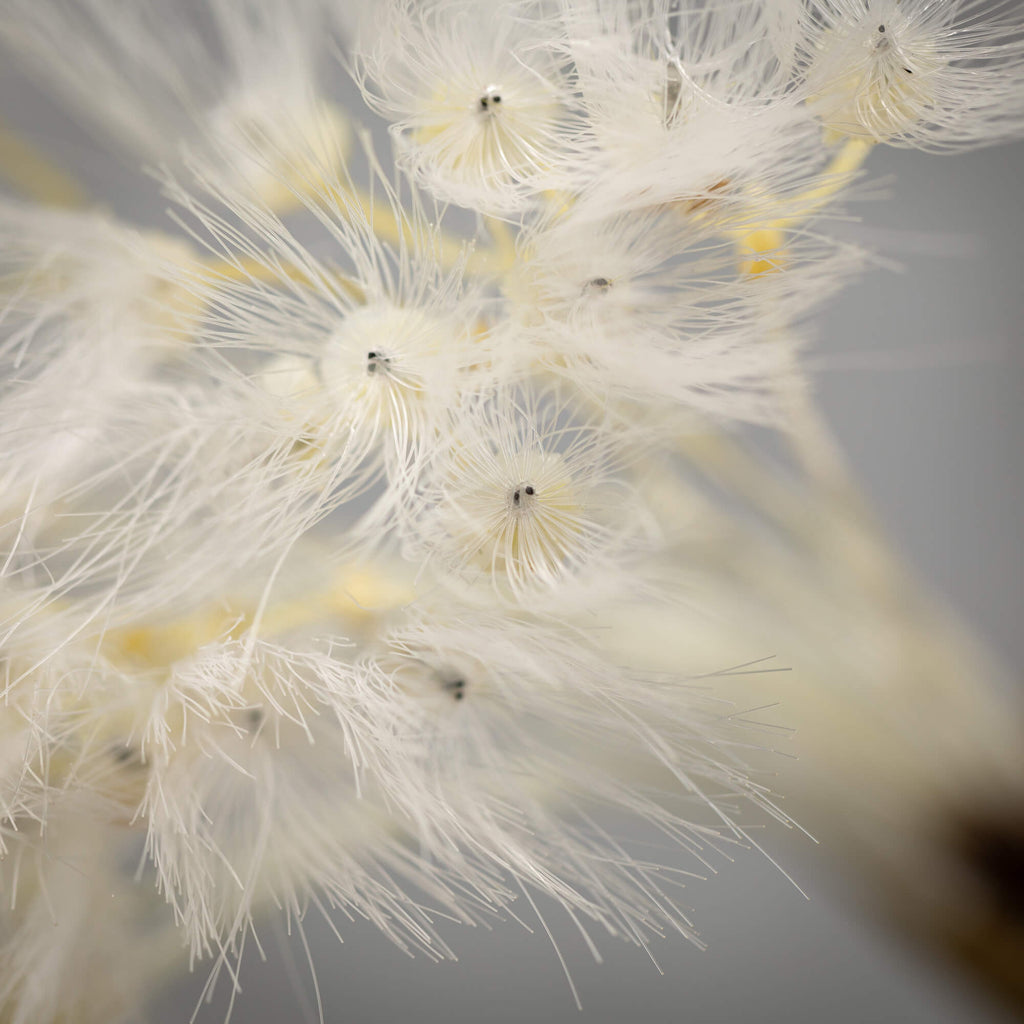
[793,0,1024,150]
[354,605,788,950]
[140,637,427,964]
[0,141,490,669]
[0,0,351,208]
[406,383,658,600]
[157,144,503,554]
[0,252,183,557]
[352,0,582,212]
[0,1,1022,1021]
[562,0,795,108]
[0,634,148,849]
[129,598,788,980]
[508,202,866,423]
[0,203,204,621]
[557,0,831,219]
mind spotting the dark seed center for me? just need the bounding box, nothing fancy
[442,676,466,701]
[479,88,502,112]
[367,351,390,375]
[511,484,536,507]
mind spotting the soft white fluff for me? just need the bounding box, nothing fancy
[795,0,1024,149]
[0,1,1022,1021]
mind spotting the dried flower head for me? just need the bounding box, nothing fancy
[0,2,1022,1022]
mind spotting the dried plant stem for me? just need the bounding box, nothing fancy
[0,116,88,207]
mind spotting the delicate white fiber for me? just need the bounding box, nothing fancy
[795,0,1024,150]
[353,0,581,212]
[0,2,1021,1021]
[558,0,830,218]
[1,0,350,206]
[509,203,864,423]
[406,384,656,601]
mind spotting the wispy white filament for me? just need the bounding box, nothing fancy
[353,0,582,211]
[0,2,1022,1022]
[795,0,1024,149]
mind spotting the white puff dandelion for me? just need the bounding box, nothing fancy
[352,0,582,211]
[509,201,865,423]
[0,0,1023,1021]
[0,0,352,209]
[557,0,832,219]
[409,384,654,599]
[795,0,1024,149]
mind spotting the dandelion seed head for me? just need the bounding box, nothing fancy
[804,4,939,142]
[353,0,576,210]
[320,302,461,448]
[407,385,651,600]
[459,446,582,586]
[1,0,1022,1018]
[509,206,858,424]
[204,95,352,211]
[797,0,1024,150]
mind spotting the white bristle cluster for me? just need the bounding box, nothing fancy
[353,0,582,212]
[793,0,1024,149]
[0,1,1022,1021]
[0,0,351,207]
[408,385,650,598]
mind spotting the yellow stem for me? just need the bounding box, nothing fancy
[198,253,364,302]
[344,186,512,276]
[0,117,89,207]
[731,137,874,274]
[103,563,414,673]
[204,186,510,285]
[775,137,874,231]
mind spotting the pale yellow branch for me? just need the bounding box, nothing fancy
[776,137,874,231]
[343,187,511,276]
[0,118,88,207]
[198,253,364,302]
[103,563,414,673]
[731,137,874,275]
